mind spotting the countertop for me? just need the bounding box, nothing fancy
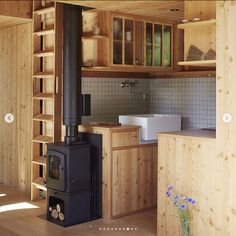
[158,129,216,140]
[80,123,141,130]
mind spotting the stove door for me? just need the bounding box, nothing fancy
[46,150,65,191]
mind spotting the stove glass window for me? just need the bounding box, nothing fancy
[49,155,61,180]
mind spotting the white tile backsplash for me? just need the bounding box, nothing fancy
[82,76,216,129]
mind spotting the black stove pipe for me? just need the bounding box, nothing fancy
[63,4,82,145]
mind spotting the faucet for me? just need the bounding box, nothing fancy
[120,81,147,100]
[120,81,138,91]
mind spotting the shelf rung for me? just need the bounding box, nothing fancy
[33,50,54,58]
[33,72,54,79]
[32,177,47,191]
[33,93,54,100]
[33,28,55,36]
[33,114,53,122]
[32,135,53,144]
[32,156,46,166]
[34,6,55,15]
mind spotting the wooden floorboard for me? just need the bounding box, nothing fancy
[0,184,157,236]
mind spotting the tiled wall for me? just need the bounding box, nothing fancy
[150,77,216,129]
[82,77,150,124]
[81,77,216,130]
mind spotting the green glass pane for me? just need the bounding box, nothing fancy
[154,24,162,67]
[146,23,152,66]
[163,26,171,67]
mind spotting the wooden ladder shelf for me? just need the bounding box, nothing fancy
[31,1,62,201]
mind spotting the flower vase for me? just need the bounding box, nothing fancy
[181,219,190,236]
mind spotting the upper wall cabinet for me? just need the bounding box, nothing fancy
[82,11,173,71]
[111,14,173,69]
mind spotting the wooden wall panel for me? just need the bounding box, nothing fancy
[0,23,32,193]
[157,135,226,236]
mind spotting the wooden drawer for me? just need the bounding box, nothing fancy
[112,130,139,148]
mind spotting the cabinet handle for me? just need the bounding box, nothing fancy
[55,76,59,94]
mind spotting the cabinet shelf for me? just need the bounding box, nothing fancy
[82,35,109,40]
[33,28,55,36]
[32,156,46,166]
[32,177,47,191]
[32,135,53,144]
[33,114,53,122]
[33,93,54,100]
[33,72,54,79]
[177,19,216,29]
[34,6,55,15]
[178,60,216,67]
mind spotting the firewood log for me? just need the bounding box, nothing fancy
[59,212,65,221]
[51,209,59,219]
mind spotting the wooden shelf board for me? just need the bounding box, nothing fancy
[33,114,53,122]
[33,50,54,58]
[34,6,55,15]
[32,177,47,191]
[177,19,216,29]
[149,70,216,79]
[82,35,109,40]
[33,72,54,78]
[32,135,53,144]
[32,156,46,166]
[33,93,54,100]
[178,60,216,67]
[33,28,55,36]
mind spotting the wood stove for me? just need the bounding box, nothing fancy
[46,4,102,227]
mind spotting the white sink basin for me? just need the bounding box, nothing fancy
[119,114,181,140]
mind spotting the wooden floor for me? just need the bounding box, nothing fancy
[0,184,157,236]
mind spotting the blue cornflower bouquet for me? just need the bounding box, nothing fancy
[165,184,197,236]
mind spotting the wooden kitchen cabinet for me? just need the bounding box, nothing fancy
[79,124,157,221]
[111,13,173,68]
[112,145,157,217]
[82,10,173,72]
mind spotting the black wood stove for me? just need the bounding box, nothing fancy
[46,4,102,227]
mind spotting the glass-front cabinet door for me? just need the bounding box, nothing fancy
[112,16,134,65]
[145,22,172,68]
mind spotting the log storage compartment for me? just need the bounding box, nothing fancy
[47,189,91,226]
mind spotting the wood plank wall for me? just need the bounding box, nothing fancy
[158,136,218,236]
[158,1,236,235]
[0,23,32,193]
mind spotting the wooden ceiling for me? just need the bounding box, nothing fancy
[59,1,184,23]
